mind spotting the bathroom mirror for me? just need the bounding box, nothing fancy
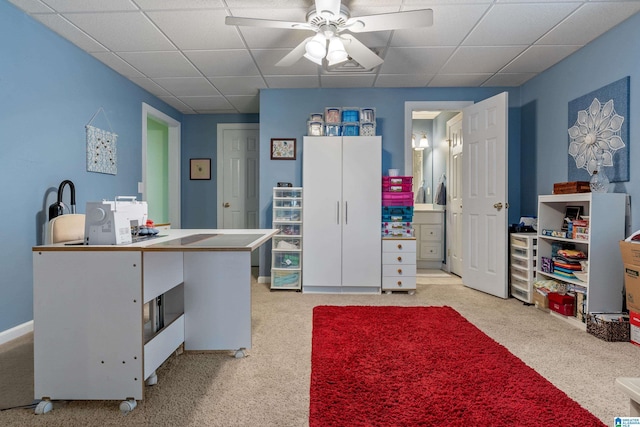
[404,101,471,211]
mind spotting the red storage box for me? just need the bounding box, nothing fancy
[382,176,413,185]
[548,292,575,316]
[382,183,412,192]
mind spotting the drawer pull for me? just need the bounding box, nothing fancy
[397,281,402,287]
[397,244,402,250]
[397,268,403,274]
[397,256,402,262]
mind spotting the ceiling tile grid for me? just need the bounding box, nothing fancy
[7,0,640,113]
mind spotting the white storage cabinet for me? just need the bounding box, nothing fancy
[382,238,417,294]
[302,136,381,293]
[509,233,537,303]
[271,187,303,290]
[536,193,627,323]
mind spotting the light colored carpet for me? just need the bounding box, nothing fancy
[1,270,639,426]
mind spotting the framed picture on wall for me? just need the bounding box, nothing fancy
[270,138,296,160]
[190,158,211,180]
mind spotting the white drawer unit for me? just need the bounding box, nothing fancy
[509,232,537,303]
[413,211,444,269]
[382,238,416,294]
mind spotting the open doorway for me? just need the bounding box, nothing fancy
[142,103,181,228]
[404,101,472,278]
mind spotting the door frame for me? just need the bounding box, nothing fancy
[142,103,181,228]
[404,101,473,272]
[216,123,260,229]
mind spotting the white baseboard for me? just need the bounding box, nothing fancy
[0,320,33,346]
[257,275,271,284]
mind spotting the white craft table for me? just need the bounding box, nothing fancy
[32,229,277,414]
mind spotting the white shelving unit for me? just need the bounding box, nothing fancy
[536,193,627,327]
[509,233,537,303]
[271,187,303,290]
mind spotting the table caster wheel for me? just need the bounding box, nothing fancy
[234,348,246,358]
[120,398,137,415]
[385,290,392,295]
[145,372,158,386]
[34,400,52,415]
[409,290,416,296]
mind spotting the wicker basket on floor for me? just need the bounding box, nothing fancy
[586,313,630,342]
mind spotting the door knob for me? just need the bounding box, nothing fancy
[223,202,231,208]
[493,202,503,211]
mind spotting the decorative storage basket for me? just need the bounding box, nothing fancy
[586,313,630,342]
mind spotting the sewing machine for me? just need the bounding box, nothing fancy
[85,197,148,245]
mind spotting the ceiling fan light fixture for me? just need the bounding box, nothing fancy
[326,37,348,65]
[303,52,323,65]
[305,33,327,60]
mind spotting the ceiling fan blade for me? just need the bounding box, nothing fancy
[346,9,433,33]
[275,37,313,67]
[315,0,341,19]
[225,15,313,31]
[340,34,383,70]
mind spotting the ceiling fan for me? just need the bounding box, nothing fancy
[225,0,433,70]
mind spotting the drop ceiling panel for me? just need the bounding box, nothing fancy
[428,74,493,87]
[375,74,431,87]
[537,2,640,45]
[118,51,201,78]
[208,76,268,96]
[134,0,226,10]
[380,47,456,75]
[7,0,640,113]
[320,74,377,88]
[91,52,146,78]
[40,0,138,12]
[440,46,526,74]
[392,4,491,47]
[185,50,260,77]
[482,73,536,87]
[151,77,221,96]
[502,45,581,73]
[264,75,320,88]
[33,13,108,53]
[463,3,580,46]
[147,10,245,50]
[64,12,175,51]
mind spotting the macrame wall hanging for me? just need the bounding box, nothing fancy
[86,107,118,175]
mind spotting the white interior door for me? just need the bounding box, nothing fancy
[447,113,463,276]
[216,124,259,265]
[217,125,259,229]
[462,92,509,298]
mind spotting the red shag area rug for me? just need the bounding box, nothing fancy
[309,306,605,427]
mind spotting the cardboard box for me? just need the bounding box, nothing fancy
[533,290,549,312]
[630,311,640,346]
[620,241,640,313]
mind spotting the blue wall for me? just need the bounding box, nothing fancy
[257,88,523,277]
[181,114,259,228]
[0,1,182,333]
[521,12,640,228]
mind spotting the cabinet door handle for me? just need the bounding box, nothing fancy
[345,201,348,224]
[336,201,340,225]
[397,256,402,262]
